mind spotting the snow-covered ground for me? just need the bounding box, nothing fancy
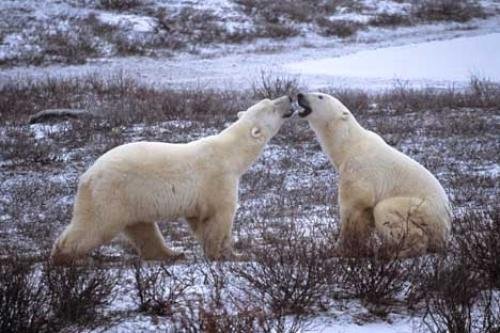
[1,1,499,333]
[1,4,500,91]
[286,32,500,89]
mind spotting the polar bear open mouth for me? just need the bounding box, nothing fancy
[297,94,312,118]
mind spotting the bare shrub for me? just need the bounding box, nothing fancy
[44,262,116,326]
[0,74,249,126]
[133,261,196,317]
[229,223,332,316]
[234,0,363,39]
[172,7,227,45]
[1,75,495,127]
[338,255,422,311]
[175,263,306,333]
[153,6,249,47]
[255,22,300,39]
[235,0,341,24]
[0,256,116,333]
[326,78,500,114]
[0,127,60,166]
[252,71,300,99]
[468,76,500,108]
[97,0,144,11]
[0,259,50,333]
[454,207,500,289]
[412,0,486,23]
[417,253,498,333]
[369,12,412,27]
[316,18,363,37]
[328,88,371,112]
[38,18,100,65]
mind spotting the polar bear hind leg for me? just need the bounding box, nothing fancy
[124,222,184,261]
[373,197,439,258]
[51,219,124,264]
[51,182,125,264]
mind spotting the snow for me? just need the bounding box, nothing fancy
[2,11,500,91]
[317,319,418,333]
[29,123,66,140]
[98,13,158,33]
[1,2,499,332]
[361,0,410,15]
[285,33,500,88]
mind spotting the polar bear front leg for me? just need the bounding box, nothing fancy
[198,209,240,261]
[338,206,375,257]
[124,222,184,261]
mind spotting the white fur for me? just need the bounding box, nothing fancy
[51,96,292,263]
[300,92,451,258]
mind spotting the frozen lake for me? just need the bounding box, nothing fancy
[285,33,500,88]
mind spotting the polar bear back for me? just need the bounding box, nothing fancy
[341,130,449,209]
[80,141,207,222]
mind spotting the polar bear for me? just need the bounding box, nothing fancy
[297,92,451,258]
[51,96,294,264]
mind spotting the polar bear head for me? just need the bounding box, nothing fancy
[296,92,351,124]
[236,95,294,142]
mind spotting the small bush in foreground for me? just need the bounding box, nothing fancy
[133,261,196,316]
[0,260,50,333]
[454,207,500,289]
[229,224,332,316]
[0,257,116,332]
[45,262,116,325]
[419,254,499,333]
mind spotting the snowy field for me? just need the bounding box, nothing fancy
[286,32,500,89]
[1,1,499,332]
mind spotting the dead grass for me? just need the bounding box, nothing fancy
[0,73,251,126]
[326,77,500,113]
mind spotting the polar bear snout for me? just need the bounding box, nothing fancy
[297,93,312,118]
[274,95,295,118]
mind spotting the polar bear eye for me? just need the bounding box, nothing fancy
[318,96,323,100]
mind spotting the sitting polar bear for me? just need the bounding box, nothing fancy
[51,96,294,264]
[297,92,451,258]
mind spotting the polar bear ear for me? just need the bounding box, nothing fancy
[237,111,245,119]
[251,126,262,139]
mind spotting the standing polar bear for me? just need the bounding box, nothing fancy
[297,92,451,258]
[51,96,294,264]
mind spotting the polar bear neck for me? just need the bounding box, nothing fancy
[211,120,268,175]
[311,117,366,170]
